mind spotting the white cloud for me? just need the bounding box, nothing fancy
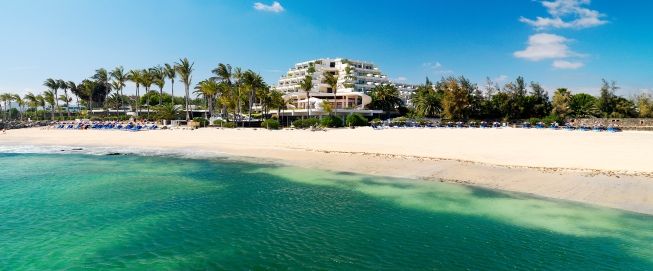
[253,1,284,13]
[394,76,408,82]
[514,33,573,61]
[552,60,584,69]
[422,62,452,75]
[520,0,607,30]
[494,75,508,83]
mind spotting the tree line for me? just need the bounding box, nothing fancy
[366,76,653,121]
[0,58,287,123]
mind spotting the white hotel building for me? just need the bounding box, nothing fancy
[273,58,417,117]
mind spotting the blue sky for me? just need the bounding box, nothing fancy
[1,0,652,96]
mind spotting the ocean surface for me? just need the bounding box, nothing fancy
[0,151,652,270]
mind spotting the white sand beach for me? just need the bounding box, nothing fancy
[3,127,653,214]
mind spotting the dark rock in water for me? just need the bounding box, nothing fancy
[106,153,123,156]
[71,148,83,151]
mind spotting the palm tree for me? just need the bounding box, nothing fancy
[368,85,403,118]
[43,78,60,120]
[58,95,72,119]
[322,71,339,115]
[0,93,12,121]
[57,79,71,119]
[164,63,176,105]
[80,80,96,115]
[232,67,244,123]
[36,94,46,120]
[175,58,194,121]
[212,63,233,118]
[140,69,154,118]
[241,70,265,122]
[110,66,128,114]
[194,80,220,119]
[12,94,25,121]
[128,69,143,117]
[151,66,166,106]
[269,89,286,124]
[299,75,313,117]
[43,90,56,120]
[66,81,79,116]
[24,93,39,120]
[92,68,111,111]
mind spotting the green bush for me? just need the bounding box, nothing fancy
[527,118,541,125]
[346,113,368,127]
[542,115,564,125]
[193,117,209,127]
[321,116,343,128]
[261,119,281,130]
[213,119,237,128]
[292,117,320,129]
[392,117,408,126]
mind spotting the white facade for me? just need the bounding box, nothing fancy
[274,58,416,111]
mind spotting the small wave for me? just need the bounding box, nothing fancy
[0,144,228,160]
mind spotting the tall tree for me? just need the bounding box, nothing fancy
[92,68,111,110]
[164,63,177,105]
[322,71,339,114]
[175,58,194,121]
[128,70,143,116]
[110,66,128,114]
[43,78,60,120]
[43,90,56,120]
[528,81,551,117]
[66,81,79,115]
[194,80,219,118]
[634,93,653,118]
[551,88,572,119]
[412,83,442,117]
[570,93,598,118]
[140,69,154,118]
[299,75,313,117]
[597,79,618,117]
[242,70,264,122]
[13,94,25,121]
[151,66,166,106]
[441,77,472,120]
[56,79,71,119]
[36,94,46,120]
[211,63,233,118]
[368,84,403,118]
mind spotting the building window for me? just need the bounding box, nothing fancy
[330,62,335,68]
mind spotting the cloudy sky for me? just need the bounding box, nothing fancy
[1,0,651,95]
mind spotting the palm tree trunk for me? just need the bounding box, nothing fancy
[121,88,126,116]
[159,88,163,106]
[75,96,80,118]
[54,90,61,121]
[185,84,190,121]
[135,86,140,117]
[65,91,71,119]
[248,88,254,122]
[306,91,311,117]
[170,79,175,105]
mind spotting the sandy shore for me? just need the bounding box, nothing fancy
[2,127,653,214]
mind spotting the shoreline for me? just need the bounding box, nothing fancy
[2,127,653,215]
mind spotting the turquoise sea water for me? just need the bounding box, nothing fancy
[0,152,652,270]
